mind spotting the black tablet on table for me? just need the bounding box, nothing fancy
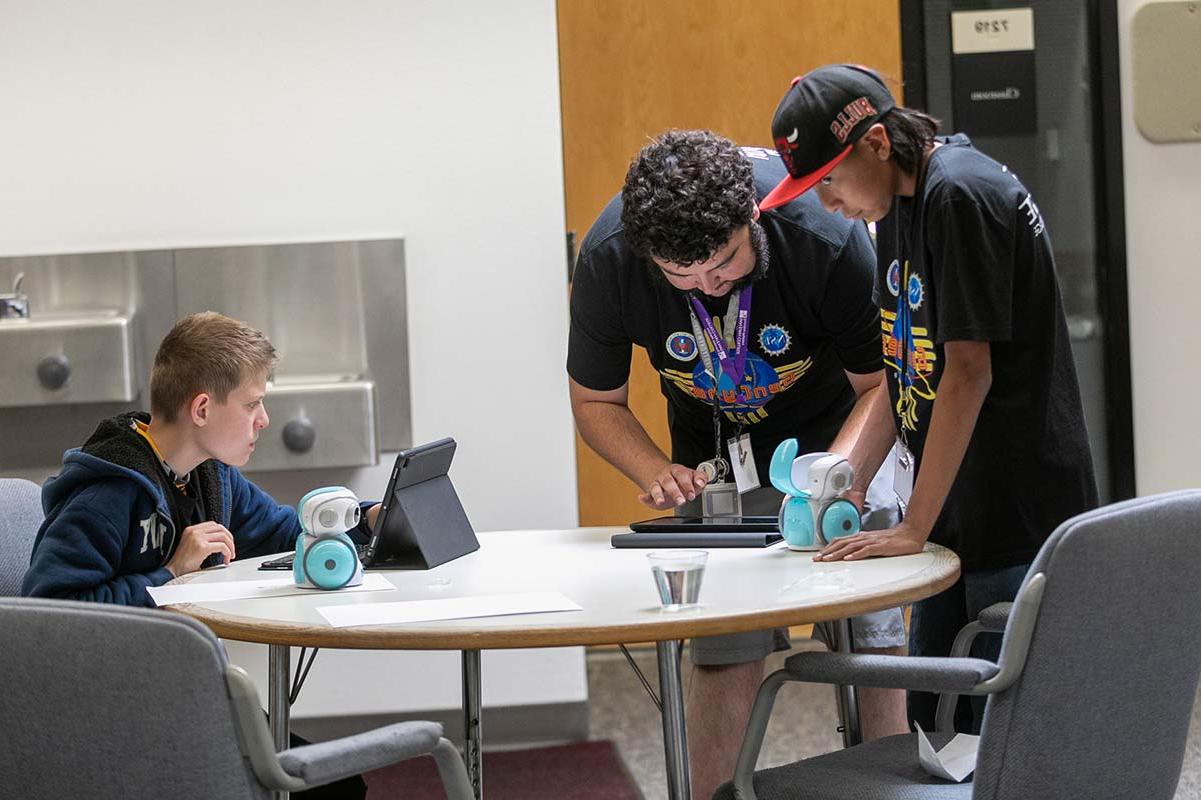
[259,437,478,571]
[611,515,782,548]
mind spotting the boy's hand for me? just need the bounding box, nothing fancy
[813,519,929,562]
[166,522,237,577]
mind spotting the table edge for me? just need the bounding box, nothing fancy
[167,545,960,649]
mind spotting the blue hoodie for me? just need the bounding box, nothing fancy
[21,411,361,607]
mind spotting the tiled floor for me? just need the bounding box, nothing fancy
[587,644,1201,799]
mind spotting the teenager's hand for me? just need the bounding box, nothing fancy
[638,464,709,510]
[813,519,929,562]
[166,522,237,577]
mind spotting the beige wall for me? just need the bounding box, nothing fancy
[1118,1,1201,493]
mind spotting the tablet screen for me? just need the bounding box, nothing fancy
[629,515,779,532]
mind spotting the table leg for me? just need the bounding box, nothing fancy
[462,649,483,799]
[655,640,691,800]
[268,644,291,800]
[831,619,862,748]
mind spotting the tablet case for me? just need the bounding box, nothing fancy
[611,531,783,548]
[374,473,479,568]
[368,438,479,570]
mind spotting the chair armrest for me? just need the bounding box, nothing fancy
[277,721,443,787]
[225,665,472,797]
[782,651,1000,693]
[978,602,1012,632]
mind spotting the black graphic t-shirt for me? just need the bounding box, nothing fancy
[876,134,1098,572]
[568,149,881,481]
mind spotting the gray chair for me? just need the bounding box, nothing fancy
[0,477,42,596]
[933,600,1013,732]
[0,596,474,799]
[719,489,1201,800]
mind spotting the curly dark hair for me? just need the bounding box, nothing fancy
[621,130,756,266]
[880,106,940,175]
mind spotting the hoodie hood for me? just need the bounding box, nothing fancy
[42,411,225,524]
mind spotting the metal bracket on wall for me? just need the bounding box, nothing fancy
[1132,2,1201,143]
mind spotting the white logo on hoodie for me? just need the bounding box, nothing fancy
[139,514,170,555]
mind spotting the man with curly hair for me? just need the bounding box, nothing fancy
[567,129,907,796]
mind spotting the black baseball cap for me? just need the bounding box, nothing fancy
[760,64,896,211]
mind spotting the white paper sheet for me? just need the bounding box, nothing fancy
[316,591,583,628]
[148,573,396,607]
[915,723,979,782]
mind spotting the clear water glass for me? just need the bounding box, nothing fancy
[647,550,708,611]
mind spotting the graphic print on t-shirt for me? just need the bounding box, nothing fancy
[758,324,791,355]
[882,257,937,432]
[658,317,812,425]
[665,331,698,361]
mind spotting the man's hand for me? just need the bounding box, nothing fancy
[365,503,382,529]
[840,488,868,515]
[166,521,237,577]
[813,519,928,562]
[638,464,709,510]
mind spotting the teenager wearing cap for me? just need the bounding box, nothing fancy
[760,64,1098,732]
[568,129,910,796]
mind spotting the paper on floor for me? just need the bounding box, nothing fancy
[149,573,396,606]
[316,591,582,628]
[915,722,979,782]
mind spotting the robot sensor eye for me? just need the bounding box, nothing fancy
[319,508,338,528]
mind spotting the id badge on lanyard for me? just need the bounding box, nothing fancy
[689,287,760,495]
[891,255,916,512]
[890,190,925,515]
[727,432,759,494]
[894,440,915,512]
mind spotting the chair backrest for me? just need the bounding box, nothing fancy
[0,597,269,800]
[0,478,43,596]
[974,490,1201,800]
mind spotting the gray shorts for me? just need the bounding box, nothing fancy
[686,447,907,666]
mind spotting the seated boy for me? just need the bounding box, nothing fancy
[23,311,377,799]
[22,310,380,605]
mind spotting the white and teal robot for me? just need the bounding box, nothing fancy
[293,486,365,590]
[769,440,861,551]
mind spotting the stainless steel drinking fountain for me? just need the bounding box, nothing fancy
[0,240,409,474]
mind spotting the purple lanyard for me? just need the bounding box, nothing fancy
[688,284,753,383]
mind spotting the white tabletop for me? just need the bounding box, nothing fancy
[168,528,959,649]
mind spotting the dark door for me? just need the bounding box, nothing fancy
[900,0,1134,501]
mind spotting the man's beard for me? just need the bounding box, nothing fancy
[698,219,770,298]
[647,220,771,298]
[731,219,770,292]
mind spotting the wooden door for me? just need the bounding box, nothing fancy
[558,0,903,526]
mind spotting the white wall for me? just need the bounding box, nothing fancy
[0,0,577,530]
[0,0,585,719]
[1118,1,1201,494]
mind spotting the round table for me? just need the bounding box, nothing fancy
[168,528,960,800]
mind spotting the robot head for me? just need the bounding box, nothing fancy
[770,442,853,502]
[297,486,361,535]
[804,454,854,501]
